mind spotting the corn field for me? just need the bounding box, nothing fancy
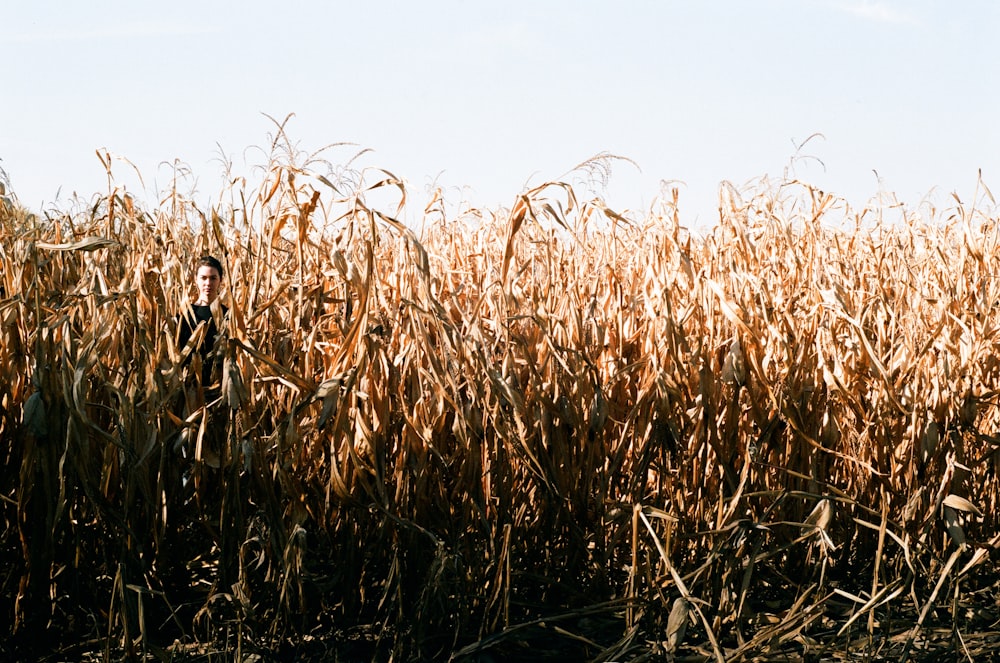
[1,139,999,661]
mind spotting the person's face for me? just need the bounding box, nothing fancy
[196,265,222,304]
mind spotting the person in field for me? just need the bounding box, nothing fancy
[176,255,228,386]
[159,255,233,634]
[172,255,230,507]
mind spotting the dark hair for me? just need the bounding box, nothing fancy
[196,255,224,279]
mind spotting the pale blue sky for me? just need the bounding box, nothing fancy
[2,1,998,227]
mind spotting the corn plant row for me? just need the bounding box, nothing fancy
[1,148,998,661]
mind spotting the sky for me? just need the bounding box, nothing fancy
[2,1,998,229]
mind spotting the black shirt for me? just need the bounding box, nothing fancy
[177,304,227,384]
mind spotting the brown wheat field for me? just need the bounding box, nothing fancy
[1,132,999,662]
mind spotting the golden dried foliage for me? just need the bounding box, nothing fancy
[1,145,998,661]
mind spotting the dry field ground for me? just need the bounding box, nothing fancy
[1,143,998,661]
